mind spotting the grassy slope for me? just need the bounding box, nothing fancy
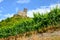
[0,7,60,38]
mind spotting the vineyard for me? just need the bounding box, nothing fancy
[0,7,60,38]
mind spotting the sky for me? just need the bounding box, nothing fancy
[0,0,60,21]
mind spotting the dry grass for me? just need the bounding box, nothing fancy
[0,27,60,40]
[0,34,60,40]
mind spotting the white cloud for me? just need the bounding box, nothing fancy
[27,3,60,17]
[0,3,60,21]
[27,8,50,17]
[0,19,2,21]
[4,13,14,18]
[17,0,30,3]
[0,13,14,21]
[0,17,7,21]
[0,13,15,21]
[0,0,3,3]
[48,3,60,9]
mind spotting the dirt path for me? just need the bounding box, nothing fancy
[27,30,60,40]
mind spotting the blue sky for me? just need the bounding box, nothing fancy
[0,0,60,21]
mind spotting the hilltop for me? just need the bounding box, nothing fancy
[0,7,60,40]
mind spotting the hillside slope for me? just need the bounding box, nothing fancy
[0,7,60,39]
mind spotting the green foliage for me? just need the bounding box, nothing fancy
[0,7,60,38]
